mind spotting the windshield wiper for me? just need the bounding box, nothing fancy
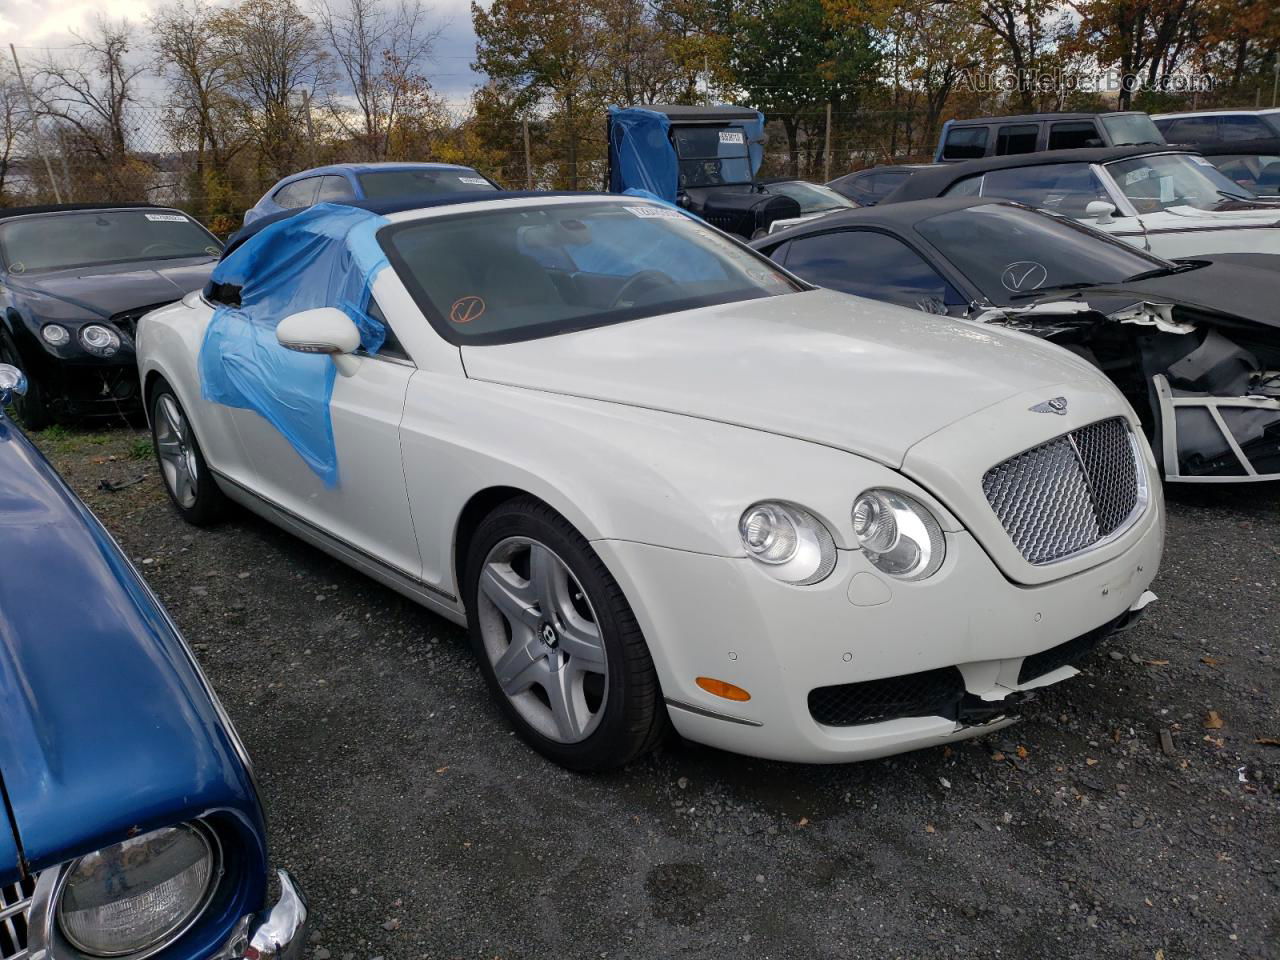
[1122,262,1202,282]
[1217,189,1256,202]
[1008,281,1100,301]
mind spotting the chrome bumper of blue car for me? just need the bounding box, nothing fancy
[214,870,309,960]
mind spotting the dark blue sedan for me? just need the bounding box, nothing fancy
[0,364,307,960]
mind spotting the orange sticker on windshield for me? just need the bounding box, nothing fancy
[450,296,485,324]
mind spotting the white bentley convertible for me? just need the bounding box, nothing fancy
[138,193,1164,769]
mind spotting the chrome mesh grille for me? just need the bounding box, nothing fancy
[0,876,34,960]
[982,417,1141,565]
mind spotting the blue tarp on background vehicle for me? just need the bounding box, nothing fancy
[608,107,679,203]
[197,203,389,487]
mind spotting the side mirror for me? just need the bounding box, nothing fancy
[276,308,362,377]
[1085,200,1117,225]
[0,363,27,407]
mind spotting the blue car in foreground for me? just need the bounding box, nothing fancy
[243,162,500,224]
[0,364,306,960]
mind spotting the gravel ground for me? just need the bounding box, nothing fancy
[31,423,1280,960]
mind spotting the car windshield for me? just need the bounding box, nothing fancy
[766,181,855,214]
[673,126,754,187]
[1207,154,1280,195]
[1100,114,1165,146]
[914,202,1169,305]
[0,210,220,274]
[382,201,802,344]
[356,168,496,199]
[1106,153,1258,212]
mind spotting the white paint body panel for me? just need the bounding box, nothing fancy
[137,194,1166,763]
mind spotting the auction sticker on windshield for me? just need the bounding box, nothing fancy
[719,131,745,144]
[458,177,490,185]
[624,206,686,220]
[146,213,189,222]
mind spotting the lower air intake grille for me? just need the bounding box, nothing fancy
[982,417,1142,565]
[0,876,34,960]
[808,667,966,727]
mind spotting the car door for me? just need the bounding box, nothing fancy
[226,297,423,578]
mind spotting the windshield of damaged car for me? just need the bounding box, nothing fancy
[356,168,497,199]
[382,202,802,344]
[914,203,1168,306]
[0,210,221,274]
[673,126,753,187]
[1107,153,1258,212]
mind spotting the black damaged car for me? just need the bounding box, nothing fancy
[0,203,223,427]
[753,196,1280,482]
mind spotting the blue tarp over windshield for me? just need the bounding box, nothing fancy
[197,203,389,487]
[608,107,678,203]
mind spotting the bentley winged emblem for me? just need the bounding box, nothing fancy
[1030,396,1069,415]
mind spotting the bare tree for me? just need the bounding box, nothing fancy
[37,18,145,166]
[0,62,31,201]
[150,0,245,180]
[213,0,330,177]
[316,0,445,159]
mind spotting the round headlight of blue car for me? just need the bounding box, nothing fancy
[57,823,218,957]
[852,489,946,581]
[41,324,71,346]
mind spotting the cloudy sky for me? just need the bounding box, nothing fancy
[2,0,488,108]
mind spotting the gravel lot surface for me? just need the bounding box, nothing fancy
[32,423,1280,960]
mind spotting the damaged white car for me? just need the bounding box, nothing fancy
[755,197,1280,481]
[139,193,1162,769]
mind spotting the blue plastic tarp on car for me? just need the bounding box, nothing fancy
[197,203,389,487]
[608,107,679,203]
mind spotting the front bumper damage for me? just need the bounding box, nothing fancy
[215,870,309,960]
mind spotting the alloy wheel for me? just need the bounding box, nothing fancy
[475,536,610,744]
[154,394,199,509]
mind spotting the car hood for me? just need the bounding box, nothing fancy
[0,419,257,885]
[6,257,218,319]
[460,288,1102,467]
[1021,257,1280,330]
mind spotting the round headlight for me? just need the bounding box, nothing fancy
[80,324,121,357]
[739,501,836,585]
[58,823,217,957]
[852,489,946,581]
[41,324,70,346]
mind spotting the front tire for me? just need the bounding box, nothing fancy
[0,329,51,430]
[149,381,226,526]
[464,497,667,771]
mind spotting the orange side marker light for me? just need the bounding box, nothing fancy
[696,677,751,702]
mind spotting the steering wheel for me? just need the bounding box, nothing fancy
[610,270,677,309]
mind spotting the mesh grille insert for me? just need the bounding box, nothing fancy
[0,875,35,960]
[808,667,966,727]
[983,417,1141,565]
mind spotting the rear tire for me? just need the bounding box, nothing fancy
[464,496,667,771]
[149,381,227,526]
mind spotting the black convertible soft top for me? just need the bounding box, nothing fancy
[1187,137,1280,158]
[752,195,1010,247]
[0,202,168,220]
[880,146,1201,204]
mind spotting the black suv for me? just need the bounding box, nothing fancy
[934,112,1165,162]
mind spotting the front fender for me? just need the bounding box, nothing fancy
[401,375,960,596]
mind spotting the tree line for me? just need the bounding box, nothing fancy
[1,0,1276,228]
